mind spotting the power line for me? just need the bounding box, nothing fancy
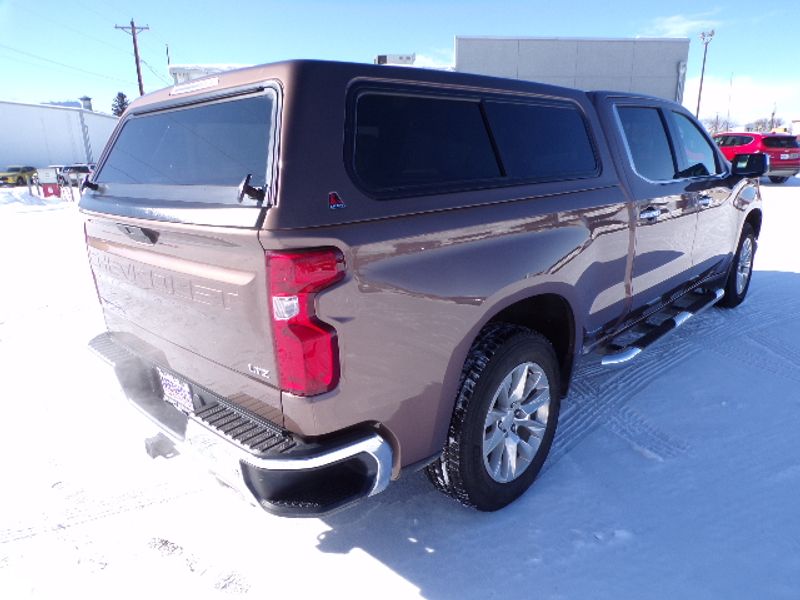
[0,42,137,85]
[11,1,167,95]
[61,1,172,91]
[15,2,132,58]
[71,0,122,25]
[115,19,150,96]
[141,58,172,86]
[17,1,166,94]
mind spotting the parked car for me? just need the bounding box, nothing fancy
[0,165,37,186]
[59,163,95,185]
[48,165,66,180]
[714,132,800,183]
[81,60,766,516]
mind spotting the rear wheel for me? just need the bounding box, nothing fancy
[719,223,755,308]
[15,177,23,186]
[768,176,788,184]
[426,324,560,511]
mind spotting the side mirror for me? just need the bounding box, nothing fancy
[731,153,769,178]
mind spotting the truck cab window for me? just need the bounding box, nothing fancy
[671,111,721,178]
[617,106,676,181]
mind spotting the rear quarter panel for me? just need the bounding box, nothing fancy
[265,184,630,467]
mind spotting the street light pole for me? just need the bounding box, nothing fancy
[695,30,715,118]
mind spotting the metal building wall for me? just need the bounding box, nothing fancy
[455,37,689,102]
[0,101,118,167]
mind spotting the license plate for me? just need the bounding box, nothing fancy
[157,368,195,414]
[780,153,799,160]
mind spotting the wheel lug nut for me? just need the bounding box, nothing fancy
[515,410,524,418]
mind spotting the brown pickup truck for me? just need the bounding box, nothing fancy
[82,60,766,516]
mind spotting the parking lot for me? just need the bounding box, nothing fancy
[1,180,799,599]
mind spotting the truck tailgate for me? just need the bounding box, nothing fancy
[84,213,283,423]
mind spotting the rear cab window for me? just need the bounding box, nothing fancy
[83,88,279,227]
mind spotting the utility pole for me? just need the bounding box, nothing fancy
[695,29,714,118]
[115,19,150,96]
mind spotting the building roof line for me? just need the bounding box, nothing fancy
[0,99,117,118]
[455,35,689,43]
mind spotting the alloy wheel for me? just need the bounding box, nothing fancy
[482,361,551,483]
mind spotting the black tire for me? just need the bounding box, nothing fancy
[15,177,23,186]
[719,223,755,308]
[426,323,560,511]
[768,176,788,184]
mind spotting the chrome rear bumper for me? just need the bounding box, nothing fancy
[89,332,393,517]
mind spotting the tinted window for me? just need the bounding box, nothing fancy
[715,135,746,147]
[671,112,721,177]
[715,135,743,147]
[353,93,500,191]
[97,94,274,189]
[762,136,800,149]
[484,101,597,180]
[617,107,676,181]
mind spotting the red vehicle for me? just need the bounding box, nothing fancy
[714,132,800,184]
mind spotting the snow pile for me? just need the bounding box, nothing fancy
[0,186,72,212]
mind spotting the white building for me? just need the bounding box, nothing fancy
[455,36,690,102]
[0,101,118,167]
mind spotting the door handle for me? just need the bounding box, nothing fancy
[639,207,661,222]
[697,194,712,208]
[118,223,159,245]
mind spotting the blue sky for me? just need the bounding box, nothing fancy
[0,0,797,125]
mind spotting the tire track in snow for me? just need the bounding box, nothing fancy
[749,330,800,370]
[549,338,697,465]
[606,405,690,461]
[547,300,758,466]
[0,480,203,544]
[545,280,800,465]
[705,324,800,386]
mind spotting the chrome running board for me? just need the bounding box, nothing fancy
[601,288,724,367]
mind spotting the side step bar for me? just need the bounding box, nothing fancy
[600,288,724,367]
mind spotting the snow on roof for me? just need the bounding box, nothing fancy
[168,64,250,74]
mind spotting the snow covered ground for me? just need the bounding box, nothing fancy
[0,180,799,599]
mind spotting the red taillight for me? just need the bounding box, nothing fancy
[267,248,345,396]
